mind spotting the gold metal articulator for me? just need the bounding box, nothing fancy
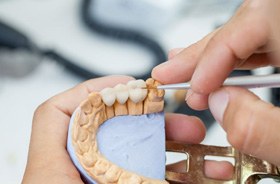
[166,141,280,184]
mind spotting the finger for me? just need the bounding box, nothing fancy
[168,48,184,59]
[187,52,270,110]
[166,160,233,180]
[165,113,206,143]
[28,76,134,157]
[204,160,233,180]
[237,53,270,69]
[152,30,216,84]
[191,1,270,94]
[209,87,280,165]
[152,43,200,84]
[185,89,209,110]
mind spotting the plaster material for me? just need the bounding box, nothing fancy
[97,112,165,180]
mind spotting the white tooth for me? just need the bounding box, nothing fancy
[114,84,129,104]
[127,79,147,88]
[127,80,147,103]
[128,88,145,103]
[100,88,116,106]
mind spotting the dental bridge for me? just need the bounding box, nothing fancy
[67,78,280,184]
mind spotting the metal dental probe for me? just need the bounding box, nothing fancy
[155,73,280,90]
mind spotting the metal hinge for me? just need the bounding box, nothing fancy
[166,141,280,184]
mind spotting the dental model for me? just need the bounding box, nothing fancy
[67,78,168,184]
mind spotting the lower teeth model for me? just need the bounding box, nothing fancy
[67,78,168,184]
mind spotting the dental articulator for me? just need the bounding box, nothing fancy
[163,74,280,183]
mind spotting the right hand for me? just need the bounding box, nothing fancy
[152,0,280,110]
[152,0,280,167]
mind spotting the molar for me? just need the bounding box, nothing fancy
[114,84,129,104]
[105,165,122,183]
[127,80,147,103]
[100,88,116,106]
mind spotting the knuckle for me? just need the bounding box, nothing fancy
[226,116,248,151]
[168,48,183,59]
[226,102,258,153]
[33,99,53,120]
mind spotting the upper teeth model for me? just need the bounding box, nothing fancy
[100,80,147,106]
[67,78,167,184]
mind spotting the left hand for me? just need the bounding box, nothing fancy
[22,76,133,184]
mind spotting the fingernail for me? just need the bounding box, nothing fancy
[152,61,170,78]
[209,89,229,125]
[185,90,194,103]
[191,69,206,94]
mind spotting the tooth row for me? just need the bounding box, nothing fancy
[100,80,148,106]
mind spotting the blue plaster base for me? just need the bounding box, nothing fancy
[67,110,165,184]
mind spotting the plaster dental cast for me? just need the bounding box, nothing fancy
[67,78,166,183]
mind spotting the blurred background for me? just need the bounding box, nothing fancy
[0,0,278,183]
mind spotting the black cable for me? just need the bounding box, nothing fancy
[1,0,167,80]
[0,21,32,50]
[42,49,101,79]
[43,0,168,80]
[44,0,168,80]
[80,0,167,80]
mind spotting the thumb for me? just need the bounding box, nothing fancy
[209,87,280,165]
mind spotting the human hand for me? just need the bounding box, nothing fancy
[152,0,280,166]
[22,76,134,184]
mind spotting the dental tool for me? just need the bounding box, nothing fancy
[156,73,280,90]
